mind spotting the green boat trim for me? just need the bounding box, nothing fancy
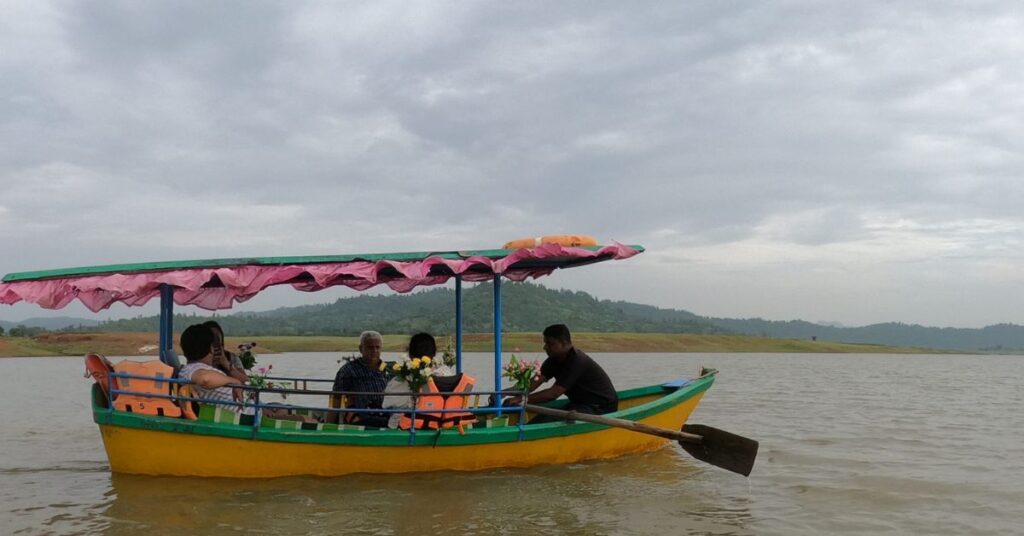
[91,373,714,447]
[4,245,645,283]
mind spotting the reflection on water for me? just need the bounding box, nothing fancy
[2,353,1023,535]
[98,450,747,536]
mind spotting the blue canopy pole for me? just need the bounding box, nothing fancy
[492,274,502,411]
[455,275,463,374]
[158,284,180,368]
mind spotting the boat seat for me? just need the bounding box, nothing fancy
[196,403,255,426]
[328,392,349,424]
[84,353,116,405]
[176,384,199,420]
[111,360,182,418]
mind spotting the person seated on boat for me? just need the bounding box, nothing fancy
[203,320,247,384]
[504,324,618,424]
[179,324,313,423]
[330,330,390,427]
[178,323,249,414]
[384,332,456,428]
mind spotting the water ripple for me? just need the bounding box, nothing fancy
[2,353,1023,535]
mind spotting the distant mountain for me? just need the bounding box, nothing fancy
[89,282,728,337]
[703,317,1024,352]
[0,316,100,331]
[12,283,1024,353]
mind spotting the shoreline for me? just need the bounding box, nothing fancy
[0,331,951,358]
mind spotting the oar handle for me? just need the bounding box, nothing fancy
[523,404,703,444]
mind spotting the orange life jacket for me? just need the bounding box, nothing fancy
[176,383,199,421]
[399,374,477,433]
[84,353,115,403]
[111,360,183,418]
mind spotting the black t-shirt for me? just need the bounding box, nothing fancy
[540,348,618,409]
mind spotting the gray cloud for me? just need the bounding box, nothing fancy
[2,1,1023,327]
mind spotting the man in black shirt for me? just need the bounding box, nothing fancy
[506,324,618,424]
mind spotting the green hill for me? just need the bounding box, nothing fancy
[706,317,1024,353]
[41,282,1024,353]
[90,282,728,337]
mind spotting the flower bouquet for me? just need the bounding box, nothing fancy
[238,345,292,400]
[237,342,258,370]
[502,354,541,395]
[382,355,435,392]
[441,335,456,368]
[246,364,294,400]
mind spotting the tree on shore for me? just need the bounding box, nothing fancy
[0,325,5,336]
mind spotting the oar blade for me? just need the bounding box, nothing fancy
[680,424,759,477]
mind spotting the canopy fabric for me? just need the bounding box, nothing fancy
[0,243,641,312]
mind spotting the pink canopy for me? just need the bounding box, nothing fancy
[0,243,641,312]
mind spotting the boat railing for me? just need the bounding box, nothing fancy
[105,371,532,442]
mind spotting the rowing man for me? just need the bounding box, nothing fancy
[505,324,618,424]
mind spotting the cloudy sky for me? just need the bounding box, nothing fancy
[2,1,1023,328]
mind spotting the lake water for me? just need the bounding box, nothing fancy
[1,352,1022,535]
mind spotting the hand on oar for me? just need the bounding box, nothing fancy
[524,404,759,477]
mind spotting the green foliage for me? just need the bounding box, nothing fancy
[237,343,257,370]
[8,324,43,338]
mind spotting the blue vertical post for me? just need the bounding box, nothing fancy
[492,275,502,409]
[158,284,179,368]
[455,275,463,373]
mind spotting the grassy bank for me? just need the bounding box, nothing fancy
[0,331,941,357]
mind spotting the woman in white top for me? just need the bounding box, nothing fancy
[385,333,455,428]
[178,324,313,423]
[203,320,248,381]
[178,324,249,413]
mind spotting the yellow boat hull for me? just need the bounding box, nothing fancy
[98,392,706,478]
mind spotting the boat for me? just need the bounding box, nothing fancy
[0,241,757,478]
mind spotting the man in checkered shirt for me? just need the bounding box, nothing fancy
[330,331,389,427]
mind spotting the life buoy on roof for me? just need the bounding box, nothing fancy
[502,235,598,249]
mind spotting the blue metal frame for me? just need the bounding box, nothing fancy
[492,275,502,413]
[105,371,523,440]
[141,271,517,428]
[158,284,179,368]
[455,275,463,373]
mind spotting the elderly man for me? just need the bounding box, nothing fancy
[330,330,389,427]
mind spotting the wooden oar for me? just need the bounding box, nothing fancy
[524,404,758,477]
